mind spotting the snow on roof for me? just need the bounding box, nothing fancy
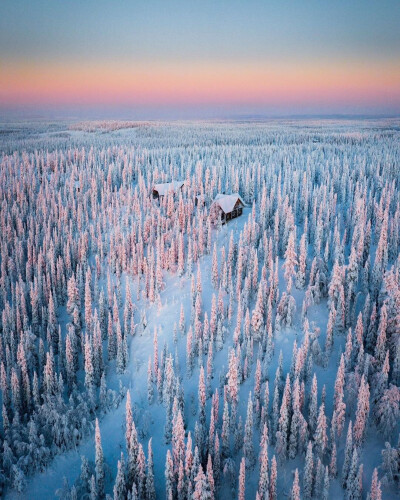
[212,193,245,213]
[153,180,184,196]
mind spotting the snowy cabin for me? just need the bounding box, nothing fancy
[211,193,245,223]
[152,180,184,199]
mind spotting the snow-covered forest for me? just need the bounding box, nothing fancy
[0,119,399,499]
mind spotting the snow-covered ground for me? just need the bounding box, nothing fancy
[1,120,399,499]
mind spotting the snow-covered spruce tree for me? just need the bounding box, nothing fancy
[186,326,194,376]
[238,457,246,500]
[221,394,230,458]
[234,416,244,454]
[251,285,264,342]
[113,453,126,500]
[322,466,330,500]
[374,384,400,438]
[314,458,325,498]
[314,402,328,458]
[165,449,174,499]
[147,357,154,404]
[308,373,318,435]
[172,410,186,476]
[227,349,239,423]
[353,375,370,448]
[136,443,147,499]
[258,430,269,499]
[296,230,307,289]
[211,242,219,289]
[303,441,314,500]
[243,392,255,469]
[342,421,353,488]
[329,442,337,478]
[177,459,185,500]
[283,230,297,293]
[368,468,382,500]
[289,377,301,458]
[276,291,296,328]
[332,353,346,439]
[146,439,156,500]
[276,374,291,463]
[346,448,362,500]
[193,463,212,500]
[128,420,139,489]
[290,468,300,500]
[94,419,105,499]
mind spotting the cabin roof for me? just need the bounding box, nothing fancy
[153,180,184,196]
[212,193,245,213]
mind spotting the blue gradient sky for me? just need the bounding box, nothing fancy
[1,0,399,117]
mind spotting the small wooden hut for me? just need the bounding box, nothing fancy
[210,193,245,224]
[152,180,184,199]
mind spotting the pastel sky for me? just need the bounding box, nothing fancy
[1,0,400,117]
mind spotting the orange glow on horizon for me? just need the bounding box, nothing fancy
[1,59,399,108]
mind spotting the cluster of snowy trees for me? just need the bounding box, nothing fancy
[0,121,399,498]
